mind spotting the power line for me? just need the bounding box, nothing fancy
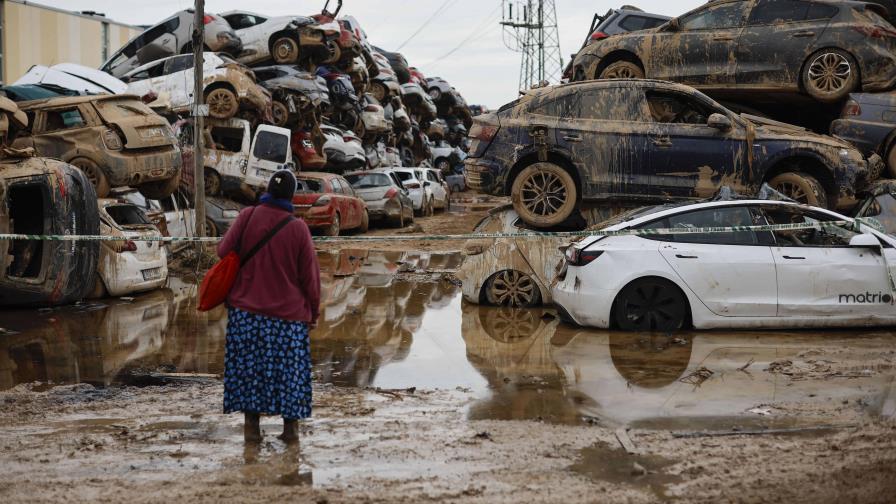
[395,0,461,51]
[423,4,502,66]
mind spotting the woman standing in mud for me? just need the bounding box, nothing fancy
[217,170,320,444]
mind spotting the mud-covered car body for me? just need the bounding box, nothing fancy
[221,11,330,66]
[345,169,415,226]
[252,65,329,126]
[571,0,896,101]
[94,199,168,298]
[101,10,242,78]
[293,172,368,235]
[400,83,438,121]
[123,53,271,121]
[466,80,878,216]
[322,123,366,173]
[360,95,391,137]
[830,91,896,175]
[13,95,182,198]
[373,46,411,84]
[15,63,128,95]
[369,50,402,102]
[0,156,99,306]
[853,178,896,233]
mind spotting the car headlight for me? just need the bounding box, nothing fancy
[223,210,239,218]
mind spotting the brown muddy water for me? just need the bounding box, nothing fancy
[1,249,895,431]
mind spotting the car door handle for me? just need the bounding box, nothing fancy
[783,255,806,260]
[793,31,815,38]
[675,254,699,259]
[712,36,735,42]
[563,134,583,142]
[652,137,673,147]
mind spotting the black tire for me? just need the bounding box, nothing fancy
[434,157,451,173]
[138,171,181,200]
[324,213,341,237]
[204,168,222,196]
[88,275,108,300]
[769,172,829,208]
[801,49,859,104]
[599,60,645,80]
[70,158,110,198]
[204,218,218,238]
[484,270,542,308]
[429,88,442,101]
[359,210,369,233]
[271,99,290,127]
[511,162,578,228]
[392,207,406,228]
[614,278,688,332]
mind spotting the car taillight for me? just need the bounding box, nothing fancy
[405,182,421,189]
[116,240,138,253]
[565,247,603,267]
[385,187,398,198]
[470,124,498,142]
[853,25,896,38]
[203,15,216,25]
[364,105,379,112]
[313,196,332,207]
[590,31,609,40]
[102,129,123,150]
[344,136,359,143]
[843,99,862,117]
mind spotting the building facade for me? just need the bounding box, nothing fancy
[0,0,142,83]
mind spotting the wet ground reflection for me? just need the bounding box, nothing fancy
[1,249,895,430]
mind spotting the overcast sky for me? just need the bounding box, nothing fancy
[36,0,704,107]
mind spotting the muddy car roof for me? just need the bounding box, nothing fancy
[537,78,698,95]
[17,94,146,110]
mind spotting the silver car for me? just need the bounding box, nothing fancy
[101,10,242,78]
[345,169,415,228]
[420,168,450,211]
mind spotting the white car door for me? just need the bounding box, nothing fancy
[654,205,778,317]
[763,206,894,318]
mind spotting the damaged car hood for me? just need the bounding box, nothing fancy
[744,114,855,149]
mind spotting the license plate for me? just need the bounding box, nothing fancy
[142,267,163,281]
[139,127,165,139]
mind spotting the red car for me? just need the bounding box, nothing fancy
[292,129,327,170]
[293,172,369,236]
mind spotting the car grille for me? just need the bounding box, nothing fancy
[465,170,485,190]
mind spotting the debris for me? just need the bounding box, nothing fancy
[473,431,493,441]
[679,367,714,387]
[738,358,755,373]
[671,425,857,439]
[747,407,773,416]
[615,428,640,455]
[631,462,647,477]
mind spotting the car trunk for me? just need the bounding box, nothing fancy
[467,112,500,158]
[92,97,173,150]
[354,186,390,201]
[104,204,162,262]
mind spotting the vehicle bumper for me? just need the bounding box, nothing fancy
[365,198,402,220]
[105,147,182,187]
[101,250,168,297]
[209,31,243,53]
[551,273,614,329]
[295,206,335,229]
[830,119,892,157]
[324,149,366,172]
[464,157,503,194]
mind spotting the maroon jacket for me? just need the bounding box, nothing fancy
[217,203,320,323]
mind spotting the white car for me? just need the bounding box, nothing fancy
[554,200,896,331]
[420,168,450,210]
[220,11,332,66]
[392,168,433,216]
[15,63,127,95]
[93,199,168,298]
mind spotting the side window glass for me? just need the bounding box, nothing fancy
[44,108,86,132]
[331,179,343,193]
[807,3,838,20]
[619,15,654,31]
[763,206,858,247]
[859,193,896,235]
[667,207,759,245]
[164,55,193,75]
[531,92,581,118]
[645,91,712,125]
[680,3,750,30]
[748,0,810,25]
[252,131,289,163]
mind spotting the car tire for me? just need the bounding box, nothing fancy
[271,35,300,64]
[138,171,181,200]
[478,306,540,343]
[801,49,859,104]
[205,218,218,238]
[614,278,688,332]
[429,88,442,101]
[484,270,542,308]
[205,87,239,119]
[511,162,578,229]
[359,210,370,233]
[769,172,829,208]
[271,99,290,127]
[371,82,388,102]
[434,157,451,173]
[70,158,110,198]
[599,61,645,80]
[324,213,341,237]
[887,142,896,179]
[324,40,342,64]
[204,168,222,196]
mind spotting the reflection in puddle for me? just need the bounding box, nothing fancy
[1,249,895,430]
[571,442,681,500]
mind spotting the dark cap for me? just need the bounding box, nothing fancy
[267,170,297,199]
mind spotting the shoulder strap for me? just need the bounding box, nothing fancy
[235,207,258,255]
[240,216,294,265]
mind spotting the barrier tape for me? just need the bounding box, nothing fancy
[0,220,861,243]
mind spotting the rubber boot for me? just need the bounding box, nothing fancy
[280,419,299,444]
[244,412,262,444]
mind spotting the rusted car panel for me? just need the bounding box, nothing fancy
[571,0,896,104]
[13,95,182,198]
[465,79,879,228]
[0,157,99,307]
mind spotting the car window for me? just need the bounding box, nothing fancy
[337,177,355,195]
[346,173,391,188]
[645,91,715,125]
[638,206,762,245]
[578,89,637,121]
[858,193,896,235]
[394,172,413,182]
[129,61,166,81]
[330,178,343,193]
[530,91,581,117]
[210,126,245,152]
[762,206,858,247]
[252,131,289,163]
[619,14,666,31]
[297,178,323,193]
[43,108,86,132]
[680,2,750,30]
[105,205,150,227]
[164,54,194,75]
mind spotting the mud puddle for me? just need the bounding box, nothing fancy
[571,442,682,501]
[2,249,895,431]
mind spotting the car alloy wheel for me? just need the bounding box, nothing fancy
[371,82,387,102]
[479,306,540,343]
[205,218,218,238]
[485,270,541,308]
[272,36,299,64]
[803,49,857,103]
[614,278,688,332]
[205,87,239,119]
[324,213,341,237]
[769,172,828,208]
[512,162,578,228]
[600,61,645,80]
[71,158,110,198]
[271,100,290,127]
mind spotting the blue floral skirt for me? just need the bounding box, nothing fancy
[224,307,312,420]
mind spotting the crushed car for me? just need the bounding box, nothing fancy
[465,79,883,228]
[15,63,129,95]
[570,0,896,104]
[831,91,896,177]
[13,95,182,198]
[252,65,329,127]
[123,53,272,121]
[0,97,100,307]
[220,10,331,66]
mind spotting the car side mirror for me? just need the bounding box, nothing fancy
[666,18,680,32]
[849,233,880,248]
[708,113,732,131]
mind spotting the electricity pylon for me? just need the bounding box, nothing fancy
[501,0,563,91]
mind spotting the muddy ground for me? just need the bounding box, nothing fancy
[2,195,896,503]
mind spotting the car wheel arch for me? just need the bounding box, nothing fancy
[594,50,644,80]
[762,154,837,206]
[609,275,693,330]
[505,151,583,202]
[797,46,863,93]
[269,30,300,56]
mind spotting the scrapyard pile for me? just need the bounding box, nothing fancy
[0,0,476,306]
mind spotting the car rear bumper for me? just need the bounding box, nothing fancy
[830,119,892,156]
[295,206,335,229]
[365,198,402,219]
[551,275,614,329]
[106,147,182,187]
[101,250,168,297]
[464,158,502,194]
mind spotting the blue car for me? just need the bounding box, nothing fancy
[465,79,882,228]
[830,92,896,178]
